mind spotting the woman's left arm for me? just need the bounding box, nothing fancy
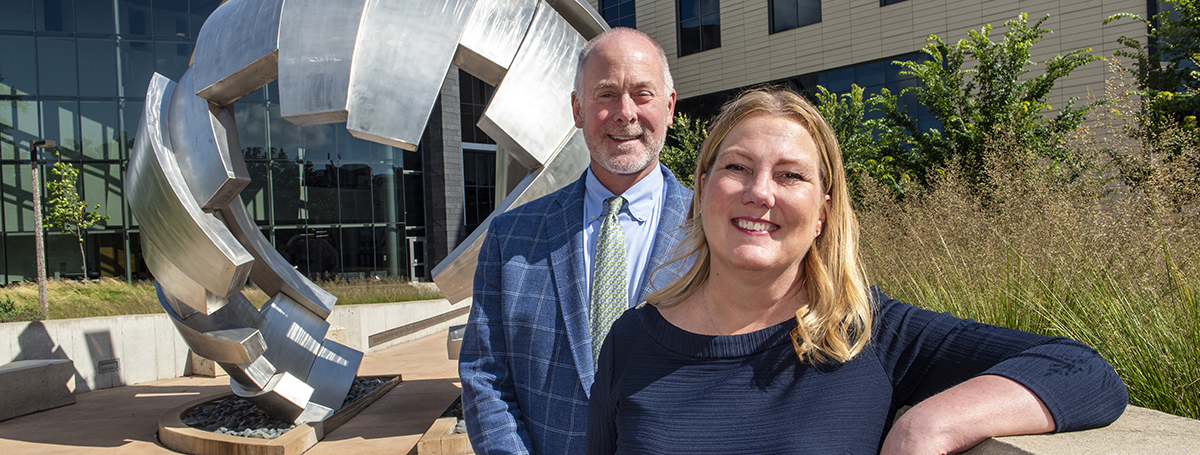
[880,374,1053,454]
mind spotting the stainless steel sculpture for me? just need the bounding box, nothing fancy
[126,0,606,424]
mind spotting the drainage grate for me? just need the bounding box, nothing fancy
[98,359,119,373]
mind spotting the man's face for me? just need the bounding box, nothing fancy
[572,34,676,180]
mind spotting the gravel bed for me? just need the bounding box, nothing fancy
[441,395,467,434]
[182,376,396,439]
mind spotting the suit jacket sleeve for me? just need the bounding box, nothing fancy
[459,226,534,455]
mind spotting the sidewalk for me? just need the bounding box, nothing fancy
[0,329,462,455]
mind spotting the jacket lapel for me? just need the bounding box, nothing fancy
[637,167,694,301]
[546,173,594,389]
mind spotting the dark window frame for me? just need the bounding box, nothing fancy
[676,0,721,57]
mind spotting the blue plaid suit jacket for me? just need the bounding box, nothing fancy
[459,165,691,454]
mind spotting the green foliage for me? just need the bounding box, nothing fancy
[659,112,707,188]
[814,85,914,198]
[1107,0,1200,129]
[0,295,43,323]
[43,152,110,275]
[858,14,1100,197]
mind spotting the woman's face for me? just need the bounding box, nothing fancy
[699,113,828,277]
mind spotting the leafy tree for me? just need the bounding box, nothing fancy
[660,112,707,188]
[814,85,914,198]
[1107,0,1200,129]
[43,152,109,277]
[861,14,1101,196]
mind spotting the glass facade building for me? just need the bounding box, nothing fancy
[0,0,496,284]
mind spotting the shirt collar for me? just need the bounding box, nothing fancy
[584,164,664,225]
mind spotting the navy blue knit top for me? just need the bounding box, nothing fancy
[587,289,1127,454]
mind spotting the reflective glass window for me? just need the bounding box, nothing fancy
[75,0,115,34]
[37,36,77,96]
[41,100,80,157]
[299,122,335,162]
[271,160,303,225]
[677,0,719,57]
[463,150,495,235]
[881,0,909,5]
[4,234,36,281]
[119,39,154,98]
[234,101,268,154]
[120,99,143,157]
[46,231,83,277]
[3,164,35,231]
[601,0,636,29]
[339,226,378,277]
[274,227,309,274]
[79,101,121,159]
[127,231,150,279]
[81,162,123,227]
[190,0,220,38]
[302,156,338,224]
[372,161,402,224]
[154,41,191,81]
[87,232,126,278]
[0,35,37,96]
[403,171,424,228]
[770,0,820,34]
[0,0,36,31]
[78,37,119,97]
[2,100,41,160]
[119,0,152,36]
[36,0,74,32]
[459,70,495,145]
[337,126,391,161]
[241,157,271,225]
[337,161,373,224]
[154,0,189,38]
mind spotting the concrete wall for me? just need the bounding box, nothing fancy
[0,299,468,394]
[592,0,1148,110]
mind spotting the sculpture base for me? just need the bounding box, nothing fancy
[158,375,400,455]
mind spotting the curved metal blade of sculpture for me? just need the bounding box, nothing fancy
[124,0,606,424]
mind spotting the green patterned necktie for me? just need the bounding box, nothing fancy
[591,196,627,366]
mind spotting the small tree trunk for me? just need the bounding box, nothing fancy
[77,233,87,282]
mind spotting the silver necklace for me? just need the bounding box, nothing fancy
[702,289,723,336]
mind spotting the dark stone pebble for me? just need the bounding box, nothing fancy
[183,376,396,439]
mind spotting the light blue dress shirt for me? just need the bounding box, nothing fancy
[583,164,666,308]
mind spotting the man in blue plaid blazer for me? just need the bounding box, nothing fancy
[459,28,691,454]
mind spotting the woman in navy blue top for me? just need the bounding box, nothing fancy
[587,88,1127,454]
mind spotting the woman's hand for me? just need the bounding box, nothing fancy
[880,375,1055,455]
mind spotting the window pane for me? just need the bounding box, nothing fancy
[771,0,799,33]
[337,126,390,161]
[0,0,36,31]
[700,0,719,16]
[234,101,268,154]
[302,157,338,224]
[36,0,74,32]
[88,232,126,278]
[798,0,820,27]
[0,35,37,96]
[81,161,123,226]
[154,0,189,38]
[2,100,40,160]
[154,41,191,81]
[120,39,154,98]
[118,0,152,35]
[3,164,35,231]
[37,36,77,96]
[701,21,720,50]
[120,99,143,158]
[337,161,373,224]
[78,37,118,97]
[679,0,699,20]
[79,101,121,159]
[403,172,424,227]
[190,0,221,38]
[856,61,886,89]
[272,160,303,225]
[374,161,401,224]
[241,157,271,225]
[41,100,80,156]
[4,234,36,281]
[679,18,701,56]
[267,101,305,157]
[76,0,115,34]
[274,227,308,272]
[340,226,377,276]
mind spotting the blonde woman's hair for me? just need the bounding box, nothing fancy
[645,87,873,364]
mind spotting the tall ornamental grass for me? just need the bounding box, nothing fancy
[857,64,1200,419]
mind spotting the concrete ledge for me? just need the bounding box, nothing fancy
[0,359,76,422]
[966,405,1200,454]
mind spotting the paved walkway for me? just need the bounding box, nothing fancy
[0,329,462,455]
